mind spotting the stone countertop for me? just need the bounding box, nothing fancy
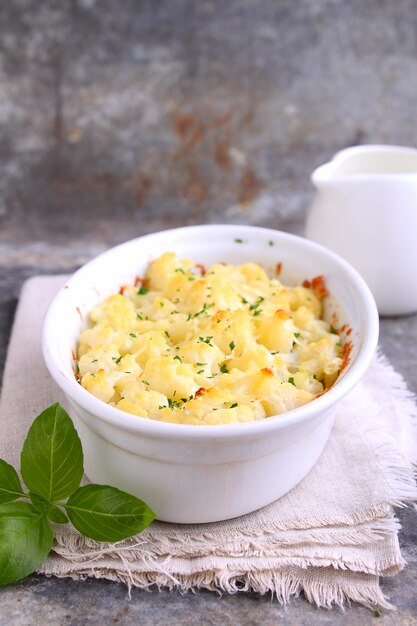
[0,264,416,626]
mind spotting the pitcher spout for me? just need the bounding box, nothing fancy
[312,144,417,188]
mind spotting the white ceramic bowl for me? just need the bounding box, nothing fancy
[42,225,379,523]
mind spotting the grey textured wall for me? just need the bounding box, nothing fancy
[1,0,417,268]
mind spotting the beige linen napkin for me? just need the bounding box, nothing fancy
[1,276,416,609]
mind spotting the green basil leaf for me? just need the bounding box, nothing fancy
[0,459,25,504]
[21,403,83,503]
[65,484,156,542]
[0,501,53,586]
[29,493,49,513]
[47,505,68,524]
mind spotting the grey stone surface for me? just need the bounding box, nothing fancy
[0,512,415,626]
[1,0,417,267]
[1,0,417,622]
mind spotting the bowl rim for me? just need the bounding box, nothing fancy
[42,224,379,441]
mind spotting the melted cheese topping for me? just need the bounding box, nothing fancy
[77,253,343,425]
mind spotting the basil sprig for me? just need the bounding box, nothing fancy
[0,403,156,586]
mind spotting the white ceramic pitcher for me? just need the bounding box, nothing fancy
[306,145,417,316]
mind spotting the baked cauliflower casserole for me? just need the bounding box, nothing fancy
[76,253,345,425]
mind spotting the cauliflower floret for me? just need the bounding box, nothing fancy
[207,309,256,356]
[117,385,168,418]
[78,324,117,354]
[141,356,199,399]
[256,309,294,353]
[289,286,322,318]
[90,294,137,330]
[146,252,194,292]
[256,375,313,415]
[131,331,168,368]
[226,344,273,372]
[81,369,114,403]
[78,347,120,376]
[299,338,342,382]
[179,340,224,377]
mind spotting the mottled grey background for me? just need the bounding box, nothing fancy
[1,0,417,269]
[1,1,417,623]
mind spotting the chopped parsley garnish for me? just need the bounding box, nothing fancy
[91,359,98,363]
[129,332,137,338]
[198,336,214,346]
[229,341,235,351]
[288,377,295,386]
[249,296,265,311]
[268,240,274,246]
[175,267,185,274]
[230,403,238,409]
[196,362,206,366]
[253,309,262,316]
[142,380,150,385]
[112,356,122,364]
[234,238,244,243]
[188,275,195,281]
[166,393,191,410]
[137,286,149,295]
[173,355,182,362]
[194,302,215,317]
[330,325,338,334]
[164,330,170,338]
[159,301,164,307]
[136,312,143,320]
[294,332,301,339]
[240,297,248,304]
[220,363,228,373]
[197,369,205,375]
